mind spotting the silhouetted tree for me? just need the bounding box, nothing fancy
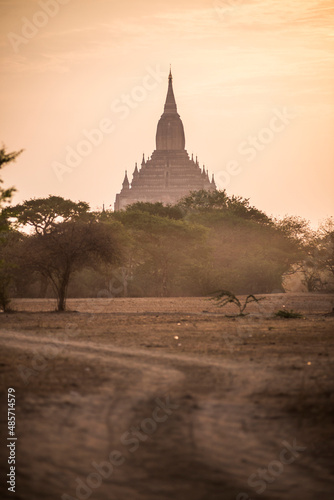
[0,145,22,232]
[178,189,270,223]
[5,196,91,297]
[0,231,23,311]
[22,220,120,311]
[7,195,90,234]
[299,217,334,291]
[123,201,184,220]
[278,216,334,292]
[318,217,334,280]
[0,145,22,310]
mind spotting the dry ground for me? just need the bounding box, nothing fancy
[0,293,333,500]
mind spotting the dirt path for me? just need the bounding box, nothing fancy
[1,327,333,500]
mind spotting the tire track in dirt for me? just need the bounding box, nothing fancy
[0,331,330,500]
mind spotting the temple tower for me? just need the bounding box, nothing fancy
[114,70,216,211]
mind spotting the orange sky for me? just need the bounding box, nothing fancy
[1,0,333,226]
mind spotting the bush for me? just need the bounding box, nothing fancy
[275,309,303,319]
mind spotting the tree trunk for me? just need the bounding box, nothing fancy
[57,292,66,312]
[56,270,70,312]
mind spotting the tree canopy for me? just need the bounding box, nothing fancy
[2,182,332,307]
[6,195,90,234]
[177,189,270,223]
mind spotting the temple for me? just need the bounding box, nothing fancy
[114,70,216,211]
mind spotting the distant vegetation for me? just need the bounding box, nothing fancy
[1,145,333,311]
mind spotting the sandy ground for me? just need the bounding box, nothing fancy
[0,293,333,500]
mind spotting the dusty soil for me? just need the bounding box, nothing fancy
[0,293,334,500]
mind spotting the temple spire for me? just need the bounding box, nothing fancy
[164,67,177,114]
[132,163,139,180]
[211,173,216,186]
[122,170,129,190]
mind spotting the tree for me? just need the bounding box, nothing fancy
[5,196,91,298]
[274,215,315,245]
[84,213,130,298]
[318,217,334,281]
[0,231,22,311]
[178,189,270,223]
[111,197,307,296]
[22,220,120,311]
[112,206,208,296]
[178,189,230,211]
[0,145,22,310]
[6,195,90,234]
[0,146,22,232]
[122,201,184,220]
[281,217,334,292]
[175,198,302,294]
[303,217,334,291]
[204,219,301,294]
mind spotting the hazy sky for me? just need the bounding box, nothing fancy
[1,0,333,225]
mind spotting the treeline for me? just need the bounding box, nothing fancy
[1,147,333,311]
